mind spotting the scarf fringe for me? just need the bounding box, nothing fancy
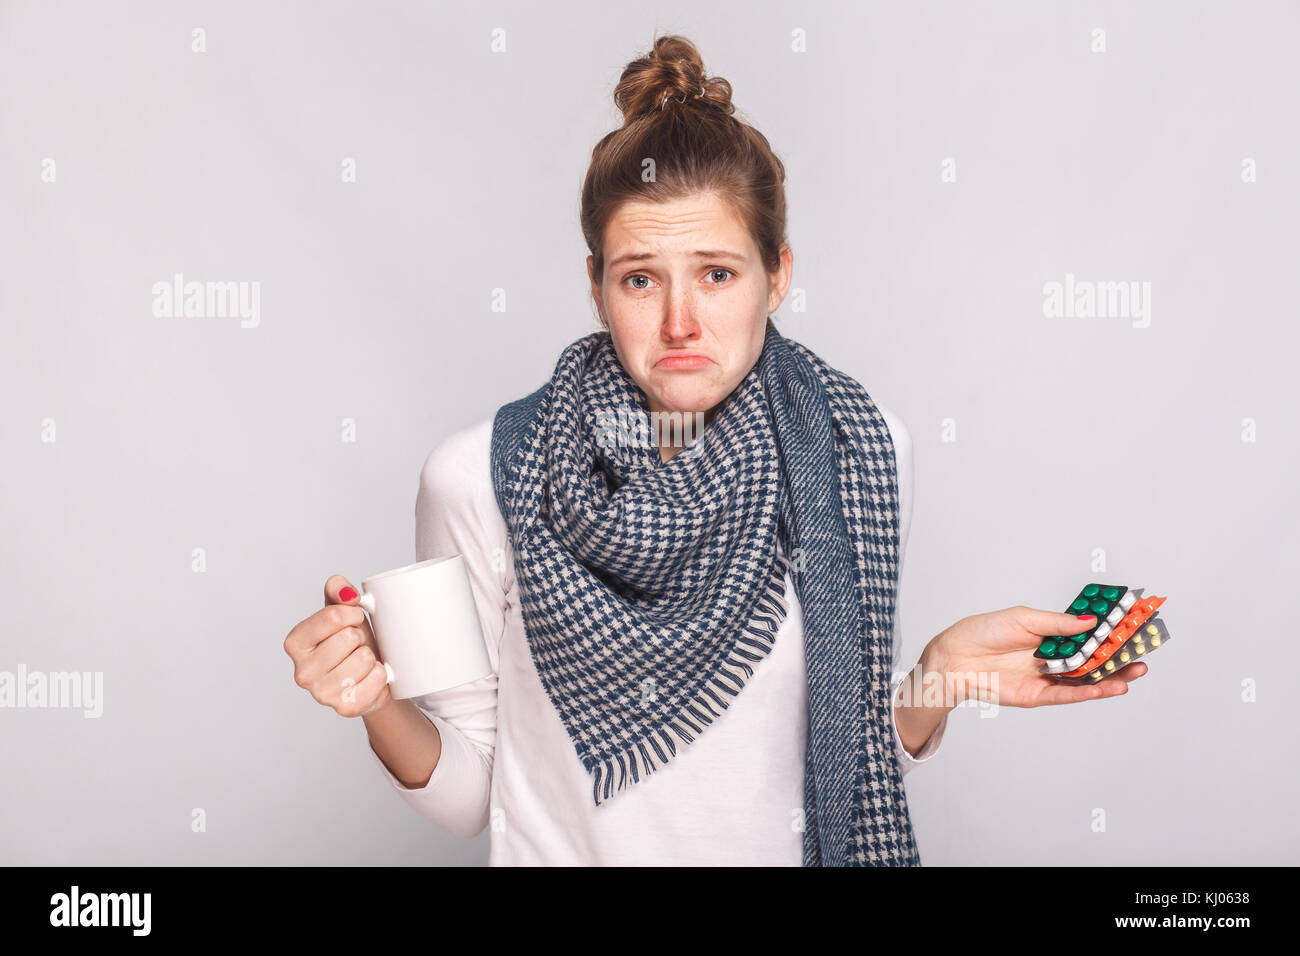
[591,549,793,806]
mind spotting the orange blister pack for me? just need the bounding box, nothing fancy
[1057,594,1166,678]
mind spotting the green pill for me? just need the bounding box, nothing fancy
[1102,586,1119,600]
[1038,641,1056,657]
[1091,599,1109,614]
[1071,598,1089,612]
[1083,585,1100,597]
[1058,642,1078,656]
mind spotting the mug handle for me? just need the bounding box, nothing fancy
[356,591,396,686]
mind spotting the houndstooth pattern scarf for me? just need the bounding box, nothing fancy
[489,320,921,866]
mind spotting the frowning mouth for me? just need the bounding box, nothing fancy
[654,352,713,370]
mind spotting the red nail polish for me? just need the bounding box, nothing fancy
[339,586,357,602]
[1076,614,1095,620]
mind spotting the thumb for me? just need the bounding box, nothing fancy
[324,574,360,607]
[1015,605,1099,638]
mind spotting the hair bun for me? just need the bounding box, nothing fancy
[613,34,735,123]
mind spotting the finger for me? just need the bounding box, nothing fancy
[361,677,393,716]
[1095,660,1148,684]
[1036,660,1148,705]
[324,574,361,607]
[297,625,370,686]
[343,660,391,717]
[1052,659,1149,692]
[1015,606,1101,638]
[340,661,390,717]
[1034,678,1131,706]
[284,601,366,658]
[318,644,382,713]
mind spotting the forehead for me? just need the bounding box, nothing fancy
[604,193,754,256]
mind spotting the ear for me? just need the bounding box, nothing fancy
[587,255,608,328]
[766,244,794,315]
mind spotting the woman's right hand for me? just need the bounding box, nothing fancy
[283,575,393,717]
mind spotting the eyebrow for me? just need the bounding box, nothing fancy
[607,249,748,271]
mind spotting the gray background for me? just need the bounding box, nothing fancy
[2,0,1296,865]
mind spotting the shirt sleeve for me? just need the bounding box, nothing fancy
[878,406,948,774]
[368,419,506,839]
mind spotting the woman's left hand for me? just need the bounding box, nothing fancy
[926,605,1148,708]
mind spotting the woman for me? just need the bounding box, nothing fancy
[283,34,1146,866]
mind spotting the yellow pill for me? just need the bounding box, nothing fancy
[1136,645,1146,655]
[1105,659,1116,672]
[1146,624,1158,636]
[1151,635,1161,646]
[1091,670,1102,680]
[1120,651,1131,663]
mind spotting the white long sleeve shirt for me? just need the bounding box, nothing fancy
[369,406,947,865]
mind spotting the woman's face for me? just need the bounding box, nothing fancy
[588,192,792,432]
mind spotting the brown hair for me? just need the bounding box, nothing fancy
[580,34,789,319]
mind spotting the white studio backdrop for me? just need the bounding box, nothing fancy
[1,0,1296,865]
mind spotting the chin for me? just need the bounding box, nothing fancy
[654,387,723,415]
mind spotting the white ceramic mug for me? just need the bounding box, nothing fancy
[356,554,492,700]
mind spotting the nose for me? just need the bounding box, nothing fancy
[660,295,700,343]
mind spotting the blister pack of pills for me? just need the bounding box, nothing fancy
[1034,583,1171,681]
[1052,616,1172,684]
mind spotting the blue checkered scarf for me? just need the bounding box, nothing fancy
[490,321,920,866]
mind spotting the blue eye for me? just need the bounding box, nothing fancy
[622,269,733,290]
